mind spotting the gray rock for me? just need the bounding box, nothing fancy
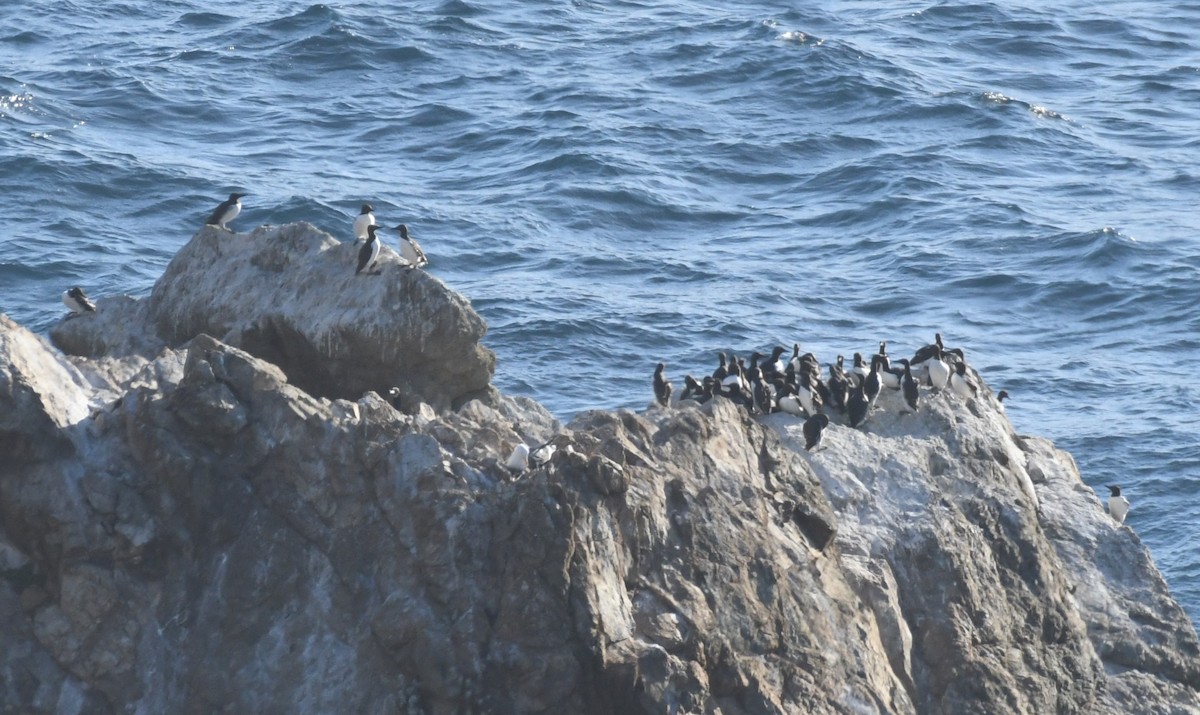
[50,223,495,412]
[2,237,1197,713]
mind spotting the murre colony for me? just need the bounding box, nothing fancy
[652,334,1134,525]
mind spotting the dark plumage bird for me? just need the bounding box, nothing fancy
[712,352,728,382]
[62,286,97,315]
[997,390,1010,403]
[899,358,919,412]
[206,192,246,230]
[353,203,375,240]
[847,383,869,428]
[653,362,673,407]
[763,345,787,380]
[911,332,944,366]
[827,358,850,411]
[395,224,429,268]
[356,224,382,275]
[803,413,830,451]
[679,374,704,402]
[864,354,883,409]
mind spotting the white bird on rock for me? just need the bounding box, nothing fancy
[1107,485,1130,525]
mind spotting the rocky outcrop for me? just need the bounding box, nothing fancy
[3,223,1198,714]
[51,223,495,411]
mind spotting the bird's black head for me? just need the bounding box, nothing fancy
[955,361,966,375]
[655,362,666,373]
[394,224,409,239]
[1107,485,1122,496]
[230,192,247,200]
[771,345,786,359]
[366,224,380,239]
[68,286,85,297]
[997,390,1009,402]
[361,203,373,214]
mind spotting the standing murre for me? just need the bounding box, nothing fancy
[949,361,978,398]
[353,203,375,241]
[206,192,246,230]
[62,286,97,315]
[898,358,919,412]
[356,224,382,275]
[653,362,673,407]
[1107,485,1130,524]
[394,224,429,268]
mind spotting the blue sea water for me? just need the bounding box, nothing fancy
[1,1,1198,622]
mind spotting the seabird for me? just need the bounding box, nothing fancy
[926,345,951,390]
[898,358,919,412]
[353,203,375,241]
[356,224,382,275]
[803,413,830,451]
[653,362,673,407]
[679,374,704,402]
[911,332,944,366]
[206,192,246,230]
[851,352,870,382]
[62,286,97,315]
[997,390,1010,403]
[776,383,805,417]
[712,352,729,382]
[949,361,978,398]
[764,346,787,380]
[505,443,530,474]
[864,354,883,410]
[1107,485,1130,524]
[394,224,429,268]
[827,357,850,411]
[847,382,869,428]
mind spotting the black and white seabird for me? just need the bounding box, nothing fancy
[653,362,673,407]
[353,203,375,241]
[898,358,919,412]
[949,361,978,398]
[803,413,830,451]
[827,357,850,411]
[394,224,429,268]
[712,352,729,382]
[356,224,382,275]
[911,332,944,366]
[1107,485,1130,524]
[864,354,883,410]
[206,192,246,230]
[847,383,869,428]
[926,345,951,391]
[63,286,97,315]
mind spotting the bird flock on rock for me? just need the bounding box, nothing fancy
[652,334,987,453]
[61,193,432,318]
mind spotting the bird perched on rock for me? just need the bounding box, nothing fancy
[1107,485,1130,524]
[803,413,830,451]
[394,224,429,268]
[206,192,245,230]
[62,286,96,315]
[926,345,951,390]
[353,203,375,241]
[505,443,530,474]
[653,362,673,407]
[356,224,382,275]
[950,361,978,398]
[898,358,919,412]
[848,383,869,428]
[679,374,704,403]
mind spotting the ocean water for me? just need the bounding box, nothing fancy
[1,1,1198,622]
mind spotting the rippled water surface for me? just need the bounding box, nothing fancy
[2,0,1198,620]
